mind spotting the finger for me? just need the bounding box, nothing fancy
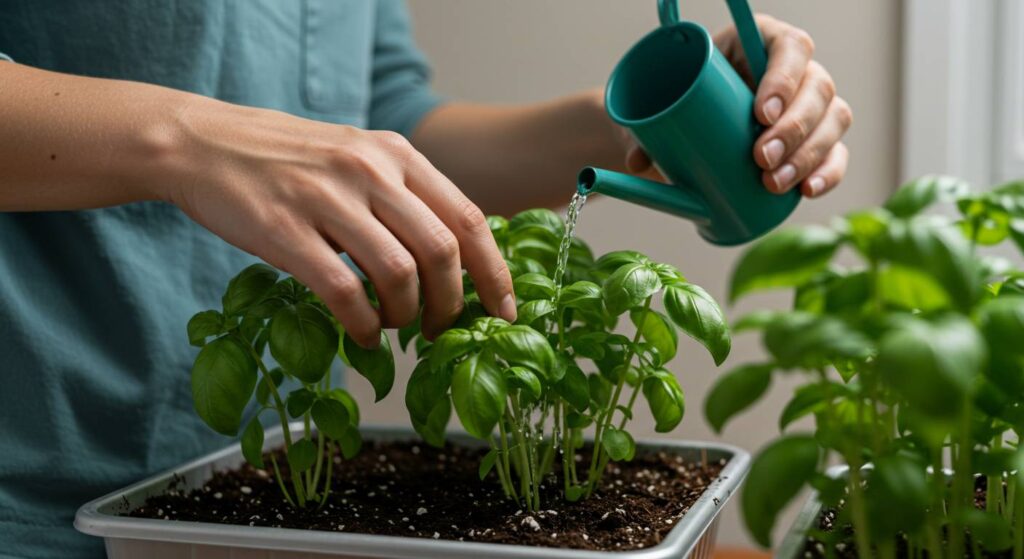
[318,206,420,330]
[400,151,515,324]
[753,15,815,126]
[371,186,464,340]
[625,145,653,174]
[762,96,852,193]
[272,231,382,349]
[754,61,836,174]
[801,142,849,198]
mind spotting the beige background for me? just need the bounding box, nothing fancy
[351,0,903,548]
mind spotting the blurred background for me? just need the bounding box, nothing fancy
[345,0,1024,548]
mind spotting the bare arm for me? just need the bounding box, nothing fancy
[0,62,515,345]
[411,90,628,215]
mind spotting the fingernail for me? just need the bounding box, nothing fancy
[763,96,783,124]
[499,293,518,322]
[362,332,382,350]
[772,164,797,190]
[762,139,785,168]
[808,176,827,196]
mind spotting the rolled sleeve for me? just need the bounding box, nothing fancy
[367,0,443,138]
[0,52,12,62]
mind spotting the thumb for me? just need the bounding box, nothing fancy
[625,145,653,174]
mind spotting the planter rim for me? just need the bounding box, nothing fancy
[75,423,750,559]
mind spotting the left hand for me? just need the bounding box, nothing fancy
[624,14,852,198]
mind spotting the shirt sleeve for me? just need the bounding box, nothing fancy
[367,0,444,138]
[0,53,12,62]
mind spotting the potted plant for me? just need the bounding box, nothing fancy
[75,207,750,558]
[705,176,1024,558]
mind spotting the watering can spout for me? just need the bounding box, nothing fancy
[576,167,711,224]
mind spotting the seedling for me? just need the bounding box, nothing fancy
[186,267,395,507]
[709,177,1024,558]
[400,209,731,511]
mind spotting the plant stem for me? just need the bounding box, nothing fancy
[497,415,516,503]
[847,462,874,559]
[508,399,537,511]
[586,296,651,497]
[1013,467,1023,559]
[268,454,296,507]
[249,347,307,507]
[316,442,335,510]
[303,411,313,494]
[949,396,973,559]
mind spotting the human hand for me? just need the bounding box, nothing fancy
[623,15,852,198]
[162,99,515,348]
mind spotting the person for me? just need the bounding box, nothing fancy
[0,2,851,557]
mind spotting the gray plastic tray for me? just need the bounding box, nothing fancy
[775,465,850,559]
[75,424,750,559]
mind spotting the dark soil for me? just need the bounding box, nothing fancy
[799,477,1014,558]
[126,439,726,551]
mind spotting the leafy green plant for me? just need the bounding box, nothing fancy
[187,266,395,508]
[708,176,1024,558]
[400,208,731,511]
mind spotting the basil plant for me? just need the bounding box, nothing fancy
[400,209,731,512]
[187,266,395,508]
[707,177,1024,558]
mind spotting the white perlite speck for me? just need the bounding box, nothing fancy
[521,516,541,532]
[240,486,252,495]
[213,492,223,499]
[416,507,428,515]
[432,532,440,539]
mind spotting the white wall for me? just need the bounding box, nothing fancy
[350,0,903,548]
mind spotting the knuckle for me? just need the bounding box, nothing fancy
[325,272,365,307]
[375,130,414,154]
[380,249,418,288]
[771,71,801,97]
[813,69,836,101]
[789,28,815,55]
[455,197,488,235]
[424,227,460,266]
[787,115,812,145]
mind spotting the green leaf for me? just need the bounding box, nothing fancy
[405,361,452,425]
[222,264,280,316]
[327,388,360,426]
[397,317,421,352]
[428,328,476,371]
[594,250,649,275]
[865,453,929,537]
[763,312,871,369]
[557,281,603,312]
[877,265,953,311]
[191,336,257,436]
[964,510,1013,551]
[601,428,635,461]
[517,299,556,326]
[741,434,820,548]
[487,215,509,243]
[337,428,362,459]
[779,382,847,431]
[959,210,1010,246]
[729,226,841,302]
[187,310,227,347]
[705,363,772,433]
[876,315,986,418]
[241,416,265,469]
[603,263,661,315]
[565,485,585,502]
[978,296,1024,394]
[556,364,590,412]
[488,325,555,377]
[451,353,507,439]
[732,310,783,333]
[630,308,678,363]
[505,366,542,400]
[269,302,338,384]
[479,448,499,480]
[642,370,685,432]
[840,208,891,258]
[566,411,593,428]
[884,175,970,217]
[344,332,395,402]
[664,283,731,365]
[285,388,316,418]
[311,398,351,440]
[878,218,981,311]
[255,367,284,407]
[568,330,607,360]
[588,374,612,409]
[287,438,316,473]
[509,208,563,234]
[513,273,556,300]
[413,395,451,448]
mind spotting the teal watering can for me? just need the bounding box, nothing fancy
[578,0,800,246]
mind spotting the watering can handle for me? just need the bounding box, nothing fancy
[657,0,768,87]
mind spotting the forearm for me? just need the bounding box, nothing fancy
[0,62,197,211]
[411,89,626,215]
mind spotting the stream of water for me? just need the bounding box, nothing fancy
[552,192,588,290]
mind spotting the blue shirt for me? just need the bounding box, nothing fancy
[0,2,441,557]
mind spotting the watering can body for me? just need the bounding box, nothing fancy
[579,0,799,246]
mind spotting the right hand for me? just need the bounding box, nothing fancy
[158,98,516,348]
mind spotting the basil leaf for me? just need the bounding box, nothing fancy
[405,361,452,425]
[428,328,475,371]
[344,332,396,402]
[505,366,542,401]
[642,370,685,433]
[287,438,316,473]
[269,302,338,384]
[603,263,661,315]
[240,416,265,469]
[884,175,969,217]
[488,325,555,377]
[729,225,841,302]
[187,310,226,347]
[191,336,257,436]
[601,427,635,462]
[513,273,557,301]
[451,353,507,439]
[556,364,590,412]
[222,264,279,316]
[413,395,451,448]
[479,448,499,481]
[517,299,556,326]
[285,388,316,418]
[741,434,820,548]
[705,363,773,433]
[630,308,678,363]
